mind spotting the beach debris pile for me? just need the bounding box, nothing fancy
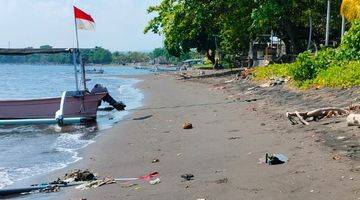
[286,107,349,125]
[63,169,96,182]
[182,121,193,129]
[76,178,116,190]
[241,68,254,79]
[74,171,160,190]
[0,170,161,197]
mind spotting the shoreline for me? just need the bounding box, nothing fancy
[5,75,148,199]
[8,71,360,200]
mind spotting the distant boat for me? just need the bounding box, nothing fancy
[86,68,104,74]
[77,68,105,74]
[134,66,150,70]
[150,66,180,72]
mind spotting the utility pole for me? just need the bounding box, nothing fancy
[341,15,346,37]
[213,34,220,60]
[8,41,10,49]
[308,17,313,50]
[325,0,331,46]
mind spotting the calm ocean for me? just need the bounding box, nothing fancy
[0,64,150,189]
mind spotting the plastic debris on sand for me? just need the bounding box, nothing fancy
[149,178,161,185]
[76,178,116,190]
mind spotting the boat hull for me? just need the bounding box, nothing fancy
[0,93,106,120]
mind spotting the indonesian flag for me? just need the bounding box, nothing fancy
[74,6,95,31]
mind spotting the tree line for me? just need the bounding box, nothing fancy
[0,45,192,65]
[144,0,348,66]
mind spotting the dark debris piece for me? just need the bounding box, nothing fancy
[181,174,194,181]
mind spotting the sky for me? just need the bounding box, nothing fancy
[0,0,163,52]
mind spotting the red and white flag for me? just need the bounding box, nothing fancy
[74,6,95,31]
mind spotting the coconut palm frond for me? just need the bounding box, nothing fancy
[341,0,360,21]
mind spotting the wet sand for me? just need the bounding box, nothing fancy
[17,72,360,199]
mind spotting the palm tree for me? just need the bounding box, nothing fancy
[341,0,360,21]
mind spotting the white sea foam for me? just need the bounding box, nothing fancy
[0,168,13,189]
[53,133,95,164]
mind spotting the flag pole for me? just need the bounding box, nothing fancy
[72,8,80,91]
[73,7,86,91]
[74,10,80,50]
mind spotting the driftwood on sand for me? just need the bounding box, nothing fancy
[286,107,349,125]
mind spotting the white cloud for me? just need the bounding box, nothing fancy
[0,0,162,51]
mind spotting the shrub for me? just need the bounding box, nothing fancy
[314,61,360,88]
[290,51,315,82]
[253,63,292,81]
[289,48,335,83]
[337,20,360,61]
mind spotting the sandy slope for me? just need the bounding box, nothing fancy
[23,73,359,200]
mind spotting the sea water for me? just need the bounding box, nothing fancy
[0,64,151,189]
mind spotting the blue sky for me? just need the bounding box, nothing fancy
[0,0,163,51]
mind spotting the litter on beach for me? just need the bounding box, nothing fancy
[333,155,342,160]
[0,171,160,197]
[267,153,288,165]
[181,174,194,181]
[149,178,161,185]
[183,121,193,129]
[259,153,288,165]
[76,178,116,190]
[152,158,160,163]
[214,178,228,184]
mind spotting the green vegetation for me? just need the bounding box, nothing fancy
[145,0,342,65]
[112,51,149,65]
[252,64,292,81]
[314,61,360,88]
[254,20,360,89]
[148,48,201,65]
[145,0,360,88]
[0,46,114,65]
